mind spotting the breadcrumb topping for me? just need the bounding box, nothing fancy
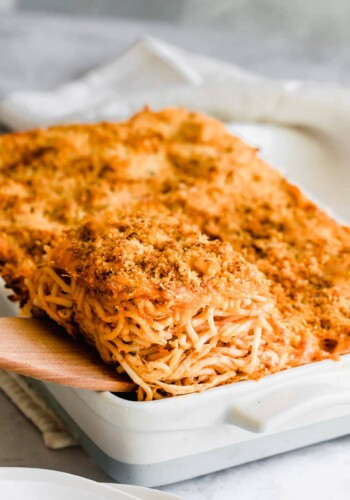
[1,107,350,369]
[47,210,272,307]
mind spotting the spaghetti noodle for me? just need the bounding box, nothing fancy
[27,211,288,400]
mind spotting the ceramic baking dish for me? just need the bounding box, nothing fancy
[2,121,350,487]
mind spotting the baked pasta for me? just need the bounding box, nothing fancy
[27,211,288,400]
[1,107,350,398]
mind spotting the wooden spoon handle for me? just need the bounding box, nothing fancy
[0,317,135,392]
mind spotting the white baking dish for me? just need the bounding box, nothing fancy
[2,121,350,487]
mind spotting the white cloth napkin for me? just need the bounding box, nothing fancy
[1,36,350,139]
[0,371,77,449]
[1,36,350,450]
[0,37,255,129]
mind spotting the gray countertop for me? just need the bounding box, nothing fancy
[1,12,350,500]
[1,11,350,99]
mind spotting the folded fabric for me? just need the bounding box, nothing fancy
[0,37,255,130]
[0,371,77,449]
[0,36,350,141]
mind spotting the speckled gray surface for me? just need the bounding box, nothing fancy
[0,11,350,101]
[0,12,350,499]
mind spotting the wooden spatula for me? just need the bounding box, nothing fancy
[0,317,135,392]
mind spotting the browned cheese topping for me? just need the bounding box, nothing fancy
[51,210,270,307]
[1,107,350,376]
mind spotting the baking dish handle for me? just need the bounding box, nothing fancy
[230,382,350,433]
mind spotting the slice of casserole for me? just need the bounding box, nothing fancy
[27,211,288,400]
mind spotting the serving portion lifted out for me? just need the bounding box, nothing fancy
[1,107,350,400]
[28,211,287,400]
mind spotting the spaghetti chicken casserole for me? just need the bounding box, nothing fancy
[1,108,350,399]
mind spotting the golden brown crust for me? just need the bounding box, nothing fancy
[0,109,186,299]
[46,210,272,307]
[156,120,350,365]
[1,107,350,372]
